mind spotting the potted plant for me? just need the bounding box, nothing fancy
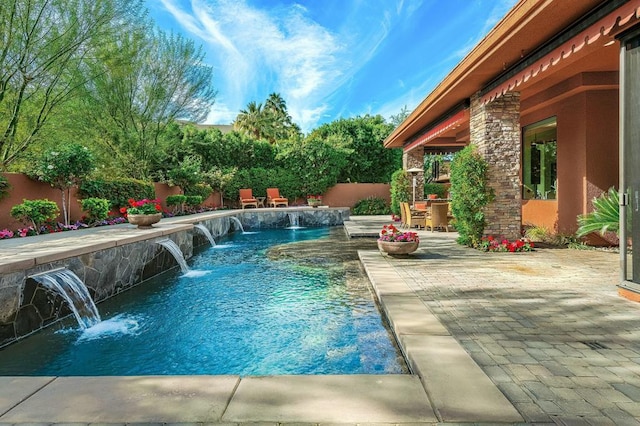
[120,198,163,228]
[377,223,420,256]
[307,195,323,207]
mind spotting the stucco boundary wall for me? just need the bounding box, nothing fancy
[0,208,349,348]
[0,172,388,230]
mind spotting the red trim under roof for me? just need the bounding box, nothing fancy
[403,110,467,153]
[482,1,640,103]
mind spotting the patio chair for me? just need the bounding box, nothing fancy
[266,188,288,207]
[428,202,451,232]
[401,202,426,229]
[399,201,408,228]
[239,188,258,209]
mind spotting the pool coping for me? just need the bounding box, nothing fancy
[0,213,524,424]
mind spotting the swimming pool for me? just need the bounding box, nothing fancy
[0,227,406,375]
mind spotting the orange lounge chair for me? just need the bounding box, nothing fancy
[266,188,288,207]
[239,188,258,209]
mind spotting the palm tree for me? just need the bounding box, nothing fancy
[234,101,266,139]
[266,92,298,141]
[266,92,287,117]
[234,94,301,143]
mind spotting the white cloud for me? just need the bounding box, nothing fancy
[156,0,413,131]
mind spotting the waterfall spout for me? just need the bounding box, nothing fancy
[286,212,305,229]
[156,239,190,274]
[230,216,245,233]
[194,224,216,246]
[30,268,101,329]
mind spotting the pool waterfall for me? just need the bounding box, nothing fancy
[156,239,190,274]
[229,216,245,233]
[194,224,216,247]
[286,212,304,229]
[29,268,101,329]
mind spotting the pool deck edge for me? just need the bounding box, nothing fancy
[358,248,524,424]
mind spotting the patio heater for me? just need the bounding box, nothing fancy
[407,167,423,207]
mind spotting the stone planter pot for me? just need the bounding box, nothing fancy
[127,213,162,229]
[307,199,322,208]
[377,240,419,256]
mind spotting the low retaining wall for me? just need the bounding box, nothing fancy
[0,208,349,348]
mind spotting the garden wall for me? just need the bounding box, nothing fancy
[0,173,390,231]
[0,173,222,231]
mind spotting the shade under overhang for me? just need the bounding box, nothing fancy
[403,109,468,153]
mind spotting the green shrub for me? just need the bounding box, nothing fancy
[185,195,203,207]
[80,178,155,210]
[423,182,447,199]
[10,199,59,234]
[225,167,299,204]
[390,169,410,215]
[450,145,494,247]
[167,156,202,194]
[351,197,390,215]
[80,198,110,225]
[577,187,628,237]
[186,183,213,200]
[523,225,551,242]
[166,195,187,213]
[166,195,187,206]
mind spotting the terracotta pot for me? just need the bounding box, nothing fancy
[377,240,419,256]
[428,194,438,199]
[127,213,162,229]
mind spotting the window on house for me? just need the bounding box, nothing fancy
[522,117,557,200]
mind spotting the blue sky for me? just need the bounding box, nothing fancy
[147,0,518,132]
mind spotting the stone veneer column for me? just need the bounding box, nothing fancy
[403,147,425,202]
[469,92,522,240]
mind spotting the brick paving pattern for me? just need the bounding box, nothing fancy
[387,231,640,425]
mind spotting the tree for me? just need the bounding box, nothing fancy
[276,134,351,197]
[309,115,401,183]
[234,101,268,140]
[0,0,143,170]
[206,167,237,207]
[389,105,410,127]
[29,143,95,225]
[83,29,216,179]
[167,156,202,194]
[234,93,300,143]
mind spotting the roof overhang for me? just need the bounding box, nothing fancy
[385,0,640,149]
[403,109,468,154]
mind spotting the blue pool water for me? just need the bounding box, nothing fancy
[0,227,406,375]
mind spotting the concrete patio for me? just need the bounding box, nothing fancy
[0,212,637,425]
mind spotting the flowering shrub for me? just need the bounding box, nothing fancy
[477,236,534,252]
[120,198,162,216]
[17,227,36,237]
[378,224,419,243]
